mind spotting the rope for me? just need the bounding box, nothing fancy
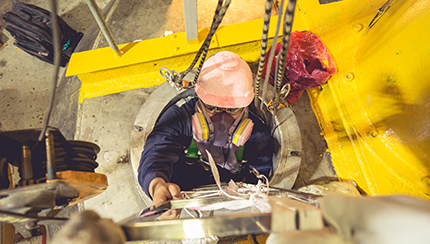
[259,0,286,114]
[272,0,297,108]
[182,151,271,214]
[254,0,297,113]
[179,0,232,84]
[254,0,274,108]
[189,0,227,84]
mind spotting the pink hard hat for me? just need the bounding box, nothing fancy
[195,51,254,108]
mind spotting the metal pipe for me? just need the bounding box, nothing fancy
[85,0,121,57]
[183,0,198,41]
[21,143,33,181]
[45,131,56,180]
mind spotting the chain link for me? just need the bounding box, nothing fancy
[266,83,291,112]
[159,67,194,91]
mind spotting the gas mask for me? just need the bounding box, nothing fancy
[191,100,254,147]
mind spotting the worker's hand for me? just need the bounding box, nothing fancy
[149,177,183,205]
[149,177,183,219]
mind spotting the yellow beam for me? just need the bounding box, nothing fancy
[66,15,306,103]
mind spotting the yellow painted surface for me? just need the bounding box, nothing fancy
[234,234,269,244]
[301,0,430,198]
[67,0,430,198]
[1,223,14,244]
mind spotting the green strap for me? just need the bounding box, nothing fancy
[235,145,244,161]
[186,138,244,161]
[186,138,199,158]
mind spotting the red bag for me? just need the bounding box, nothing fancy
[263,31,336,105]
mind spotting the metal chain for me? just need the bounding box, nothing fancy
[160,67,182,90]
[279,83,291,106]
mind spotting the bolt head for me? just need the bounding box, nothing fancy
[354,23,364,32]
[346,73,355,80]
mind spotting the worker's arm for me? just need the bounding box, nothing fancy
[137,98,196,198]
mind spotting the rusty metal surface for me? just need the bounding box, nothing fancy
[48,170,108,205]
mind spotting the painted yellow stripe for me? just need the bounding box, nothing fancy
[198,112,209,141]
[232,119,249,146]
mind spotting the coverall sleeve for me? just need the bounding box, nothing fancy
[137,100,194,197]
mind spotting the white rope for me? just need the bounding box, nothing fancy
[184,153,272,213]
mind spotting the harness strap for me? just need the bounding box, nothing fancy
[186,138,199,159]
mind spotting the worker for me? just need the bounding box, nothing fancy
[138,51,274,207]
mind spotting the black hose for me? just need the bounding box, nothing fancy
[38,0,62,141]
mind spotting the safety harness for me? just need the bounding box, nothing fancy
[185,138,245,173]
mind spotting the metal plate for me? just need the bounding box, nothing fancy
[122,212,271,241]
[121,192,324,241]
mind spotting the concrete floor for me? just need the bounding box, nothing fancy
[0,0,110,131]
[0,0,336,242]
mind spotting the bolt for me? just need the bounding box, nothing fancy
[346,73,355,80]
[354,23,364,32]
[134,126,144,132]
[369,130,378,138]
[423,176,430,186]
[25,222,37,230]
